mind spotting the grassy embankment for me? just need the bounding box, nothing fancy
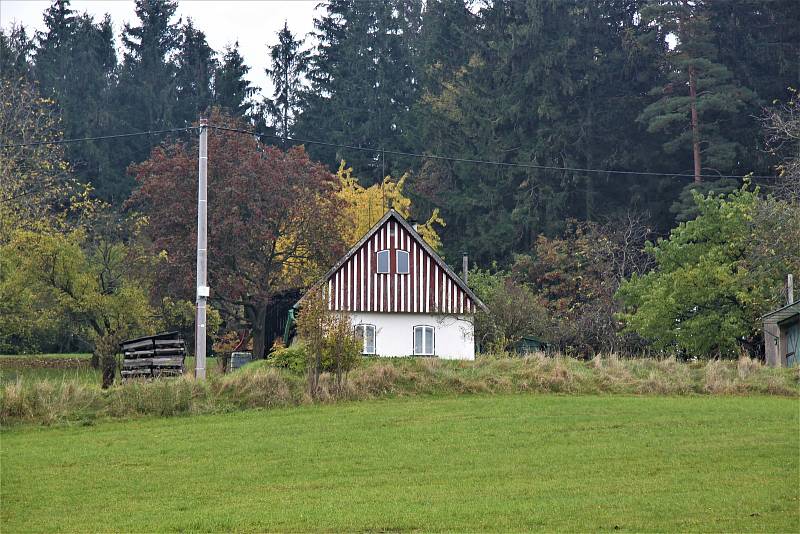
[1,353,797,426]
[2,394,798,532]
[0,354,224,385]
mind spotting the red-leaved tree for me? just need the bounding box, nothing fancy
[129,110,345,358]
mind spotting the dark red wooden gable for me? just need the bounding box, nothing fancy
[326,216,477,314]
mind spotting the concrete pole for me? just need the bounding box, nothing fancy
[789,274,794,305]
[195,119,209,379]
[462,252,469,284]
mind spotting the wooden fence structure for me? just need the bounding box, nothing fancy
[120,332,186,380]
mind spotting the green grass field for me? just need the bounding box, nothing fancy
[2,394,797,532]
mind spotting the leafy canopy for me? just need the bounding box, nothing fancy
[335,161,445,252]
[617,184,798,357]
[130,109,346,358]
[0,227,156,357]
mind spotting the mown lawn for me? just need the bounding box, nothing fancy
[2,395,797,532]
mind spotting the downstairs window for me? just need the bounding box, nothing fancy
[413,325,434,356]
[355,324,376,355]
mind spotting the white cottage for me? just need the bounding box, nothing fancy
[292,209,486,360]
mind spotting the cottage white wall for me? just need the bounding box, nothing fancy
[347,312,475,360]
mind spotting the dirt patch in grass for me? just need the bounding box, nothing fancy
[0,357,89,369]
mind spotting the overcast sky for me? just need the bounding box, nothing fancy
[0,0,322,98]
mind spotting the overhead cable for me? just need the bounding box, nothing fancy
[209,125,779,181]
[0,127,194,149]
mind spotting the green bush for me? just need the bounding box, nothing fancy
[267,341,358,376]
[267,343,311,375]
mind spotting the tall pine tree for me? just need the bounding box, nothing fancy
[263,22,309,142]
[174,19,216,122]
[213,41,257,119]
[111,0,182,202]
[638,0,755,185]
[297,0,422,182]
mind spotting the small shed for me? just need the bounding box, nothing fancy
[762,301,799,368]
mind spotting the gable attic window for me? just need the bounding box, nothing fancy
[396,250,409,274]
[377,250,390,273]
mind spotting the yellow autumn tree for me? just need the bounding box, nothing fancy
[0,77,99,242]
[335,161,446,252]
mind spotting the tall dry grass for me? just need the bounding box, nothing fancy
[2,354,797,426]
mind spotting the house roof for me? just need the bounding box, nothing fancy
[297,209,487,312]
[762,301,800,325]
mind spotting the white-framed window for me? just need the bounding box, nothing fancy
[413,325,435,356]
[355,324,376,355]
[396,250,409,274]
[377,250,390,273]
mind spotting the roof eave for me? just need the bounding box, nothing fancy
[761,301,800,323]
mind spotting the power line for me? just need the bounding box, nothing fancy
[0,174,77,204]
[0,161,74,204]
[0,123,783,181]
[208,125,780,181]
[0,183,52,204]
[0,127,194,149]
[1,126,195,204]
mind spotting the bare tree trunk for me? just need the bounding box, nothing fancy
[688,65,702,184]
[308,351,321,398]
[679,0,702,184]
[244,302,269,359]
[251,304,268,360]
[101,354,116,389]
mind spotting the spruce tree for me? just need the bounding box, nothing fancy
[0,24,35,79]
[710,0,800,110]
[213,41,257,118]
[111,0,182,201]
[35,0,76,93]
[263,21,309,142]
[297,0,422,182]
[706,0,800,189]
[415,0,672,263]
[175,19,217,122]
[416,0,475,92]
[118,0,181,129]
[34,1,118,199]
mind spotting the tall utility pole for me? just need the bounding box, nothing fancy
[195,119,209,379]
